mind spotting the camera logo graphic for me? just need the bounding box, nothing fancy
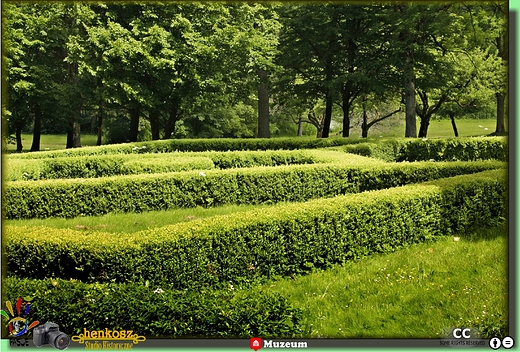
[1,298,39,337]
[1,298,70,349]
[33,322,70,350]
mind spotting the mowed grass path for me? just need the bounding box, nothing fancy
[3,204,275,233]
[263,225,508,338]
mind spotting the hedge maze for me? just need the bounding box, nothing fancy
[4,137,507,338]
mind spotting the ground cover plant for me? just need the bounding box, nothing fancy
[5,136,367,159]
[3,204,275,234]
[3,136,508,340]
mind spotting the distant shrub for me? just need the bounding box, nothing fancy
[343,137,507,162]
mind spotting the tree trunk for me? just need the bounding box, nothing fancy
[495,92,506,135]
[297,117,303,137]
[97,104,103,146]
[450,113,459,137]
[15,126,23,152]
[164,100,179,139]
[404,48,417,138]
[361,121,368,138]
[129,106,140,142]
[30,102,42,152]
[67,124,73,149]
[73,121,81,147]
[494,16,507,136]
[150,110,160,140]
[257,68,270,138]
[342,92,351,138]
[361,99,368,138]
[322,91,333,138]
[66,120,81,148]
[418,114,431,138]
[65,61,82,149]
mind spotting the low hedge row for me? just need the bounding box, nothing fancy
[4,278,303,338]
[6,149,358,181]
[5,156,215,181]
[4,160,503,219]
[5,169,506,289]
[7,137,365,160]
[342,137,507,162]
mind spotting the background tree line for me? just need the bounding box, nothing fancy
[2,1,507,151]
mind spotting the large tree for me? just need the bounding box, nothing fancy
[278,4,397,138]
[464,2,508,135]
[4,3,68,151]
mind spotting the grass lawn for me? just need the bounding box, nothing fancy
[339,118,503,139]
[263,225,508,338]
[5,134,98,152]
[4,118,505,153]
[3,204,276,233]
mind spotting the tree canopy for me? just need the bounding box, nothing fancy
[2,2,507,151]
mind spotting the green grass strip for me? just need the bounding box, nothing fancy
[5,149,382,181]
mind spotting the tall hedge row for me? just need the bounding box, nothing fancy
[4,278,303,338]
[5,169,506,290]
[342,137,507,162]
[7,137,365,160]
[4,160,503,219]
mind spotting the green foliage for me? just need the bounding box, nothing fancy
[5,155,215,181]
[343,137,507,162]
[6,137,365,160]
[5,169,506,289]
[4,159,503,219]
[4,278,303,338]
[5,149,359,181]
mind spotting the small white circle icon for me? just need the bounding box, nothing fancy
[490,337,501,350]
[502,336,514,349]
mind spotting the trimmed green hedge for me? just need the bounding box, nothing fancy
[6,149,359,181]
[7,137,365,160]
[5,169,506,289]
[4,278,303,338]
[4,160,503,219]
[5,155,215,181]
[342,137,507,162]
